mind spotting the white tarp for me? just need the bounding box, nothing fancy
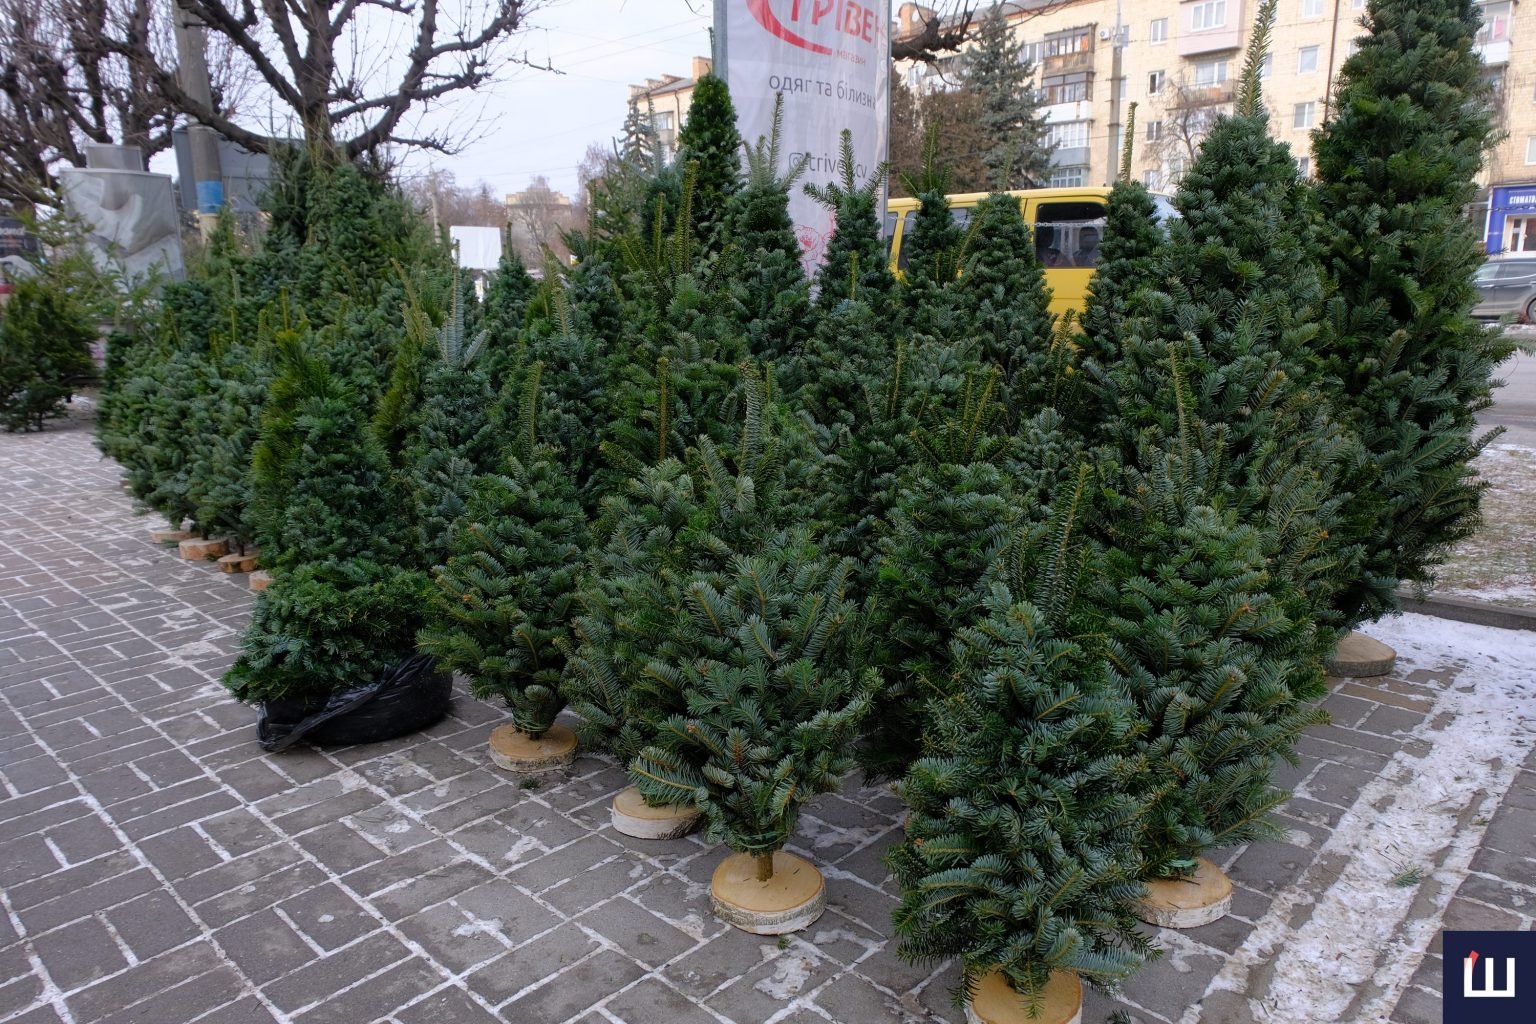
[58,167,184,283]
[450,226,504,271]
[719,0,891,274]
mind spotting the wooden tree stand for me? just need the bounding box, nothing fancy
[218,552,259,574]
[1137,857,1233,929]
[150,529,193,544]
[710,850,826,935]
[611,786,701,840]
[249,570,273,592]
[1325,631,1396,678]
[488,723,576,773]
[178,537,228,561]
[965,969,1083,1024]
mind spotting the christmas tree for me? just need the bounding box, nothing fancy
[805,130,894,318]
[961,3,1054,189]
[1311,0,1512,627]
[419,367,587,738]
[675,74,743,256]
[890,478,1157,1012]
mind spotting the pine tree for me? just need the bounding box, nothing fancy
[0,277,96,432]
[889,490,1158,1010]
[961,3,1053,189]
[1311,0,1512,628]
[897,127,976,342]
[480,238,535,386]
[676,74,743,256]
[419,367,588,737]
[805,130,894,317]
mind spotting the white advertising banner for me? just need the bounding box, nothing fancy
[719,0,891,273]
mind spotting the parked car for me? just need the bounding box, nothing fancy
[1472,256,1536,323]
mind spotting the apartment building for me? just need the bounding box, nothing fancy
[895,0,1536,253]
[627,57,713,164]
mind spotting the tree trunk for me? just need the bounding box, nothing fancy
[755,852,774,882]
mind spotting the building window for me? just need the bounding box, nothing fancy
[1042,73,1092,104]
[1191,0,1227,31]
[1193,59,1230,86]
[1150,17,1169,42]
[1259,53,1272,78]
[1149,69,1166,93]
[1526,136,1536,163]
[1049,167,1088,187]
[1297,155,1311,177]
[1022,41,1043,65]
[1044,27,1094,56]
[1048,120,1091,149]
[1352,0,1365,7]
[1144,169,1161,189]
[1476,2,1512,46]
[1146,119,1165,141]
[1302,0,1324,16]
[1294,101,1317,128]
[1298,46,1320,72]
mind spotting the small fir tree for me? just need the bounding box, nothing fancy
[961,3,1054,189]
[419,367,588,737]
[805,130,894,318]
[890,487,1158,1010]
[0,276,96,432]
[1311,0,1512,628]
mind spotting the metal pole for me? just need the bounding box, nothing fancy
[172,0,223,237]
[1105,0,1124,186]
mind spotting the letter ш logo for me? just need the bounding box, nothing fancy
[1444,931,1531,1024]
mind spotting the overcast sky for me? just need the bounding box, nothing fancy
[401,0,715,201]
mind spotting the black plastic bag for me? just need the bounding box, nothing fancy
[256,653,452,752]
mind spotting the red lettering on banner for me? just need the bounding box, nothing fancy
[812,0,833,25]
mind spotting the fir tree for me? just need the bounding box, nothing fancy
[675,74,743,255]
[1311,0,1512,627]
[897,128,975,342]
[805,130,894,317]
[961,3,1053,189]
[479,237,535,385]
[957,191,1057,416]
[419,367,588,737]
[0,277,96,432]
[1080,103,1168,368]
[890,489,1158,1010]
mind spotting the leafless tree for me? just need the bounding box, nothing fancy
[101,0,551,160]
[891,1,1085,65]
[0,0,248,208]
[1143,74,1234,184]
[506,174,576,264]
[401,168,508,228]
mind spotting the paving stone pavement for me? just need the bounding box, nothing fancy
[2,407,1533,1024]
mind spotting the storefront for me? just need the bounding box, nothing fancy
[1485,183,1536,254]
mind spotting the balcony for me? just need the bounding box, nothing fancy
[1178,26,1241,57]
[1476,38,1511,65]
[1042,50,1096,76]
[1049,146,1093,168]
[1042,100,1095,125]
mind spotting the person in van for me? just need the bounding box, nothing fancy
[1071,225,1102,268]
[1035,225,1065,268]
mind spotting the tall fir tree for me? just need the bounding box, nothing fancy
[675,74,744,256]
[1311,0,1512,628]
[961,3,1053,189]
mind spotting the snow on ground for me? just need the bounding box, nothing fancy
[1185,614,1536,1024]
[1437,442,1536,608]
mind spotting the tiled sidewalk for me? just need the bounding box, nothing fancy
[2,408,1533,1024]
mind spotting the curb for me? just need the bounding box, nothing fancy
[1396,590,1536,632]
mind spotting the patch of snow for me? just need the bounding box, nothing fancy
[452,916,504,939]
[503,834,543,863]
[753,955,816,1000]
[1187,613,1536,1023]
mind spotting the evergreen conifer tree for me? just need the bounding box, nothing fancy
[0,277,96,432]
[805,130,894,317]
[676,74,743,255]
[890,481,1157,1010]
[961,3,1053,189]
[419,367,588,737]
[1311,0,1511,628]
[897,129,975,342]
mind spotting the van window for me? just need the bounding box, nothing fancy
[951,207,973,230]
[887,210,912,270]
[1035,200,1107,269]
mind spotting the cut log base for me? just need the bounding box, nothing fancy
[178,537,228,561]
[1137,857,1233,929]
[709,850,826,935]
[1326,631,1397,678]
[964,969,1083,1024]
[218,552,259,574]
[150,529,193,544]
[488,723,576,774]
[248,570,272,592]
[610,786,701,840]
